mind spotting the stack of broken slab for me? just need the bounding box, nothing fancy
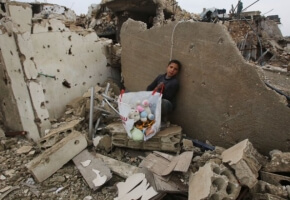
[24,85,290,199]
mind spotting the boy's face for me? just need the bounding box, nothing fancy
[166,63,179,77]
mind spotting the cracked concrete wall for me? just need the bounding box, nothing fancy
[0,32,40,141]
[0,3,114,140]
[120,19,290,154]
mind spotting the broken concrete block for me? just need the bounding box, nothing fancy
[221,139,266,188]
[182,138,194,151]
[252,193,288,200]
[95,153,141,179]
[28,81,51,136]
[263,150,290,172]
[0,127,5,138]
[189,162,241,200]
[38,119,82,150]
[8,3,32,33]
[72,149,112,191]
[93,135,112,152]
[260,171,290,186]
[108,122,182,152]
[0,32,40,142]
[120,19,290,155]
[16,145,33,154]
[251,180,289,199]
[139,151,193,176]
[115,173,158,200]
[26,131,87,182]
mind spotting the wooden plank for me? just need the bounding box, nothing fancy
[73,149,112,191]
[26,131,87,182]
[95,153,141,178]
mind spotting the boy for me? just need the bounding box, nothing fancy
[146,59,181,121]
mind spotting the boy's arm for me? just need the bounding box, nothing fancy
[146,76,160,91]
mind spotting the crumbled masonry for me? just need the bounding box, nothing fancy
[0,0,289,199]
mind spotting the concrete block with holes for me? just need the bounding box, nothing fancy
[221,139,266,188]
[26,131,87,182]
[38,119,82,150]
[189,162,241,200]
[107,122,182,153]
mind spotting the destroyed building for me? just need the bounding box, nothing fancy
[0,0,290,199]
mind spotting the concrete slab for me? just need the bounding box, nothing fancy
[260,171,290,186]
[263,150,290,172]
[26,131,87,182]
[28,81,51,136]
[0,32,39,141]
[29,21,113,119]
[73,149,112,191]
[120,19,290,154]
[108,122,182,152]
[8,2,32,33]
[222,139,265,188]
[189,162,241,200]
[38,119,82,150]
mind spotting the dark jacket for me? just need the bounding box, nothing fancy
[147,73,179,108]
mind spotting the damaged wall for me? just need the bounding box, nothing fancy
[0,2,115,140]
[120,19,290,154]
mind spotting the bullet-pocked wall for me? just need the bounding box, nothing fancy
[0,2,114,140]
[120,19,290,155]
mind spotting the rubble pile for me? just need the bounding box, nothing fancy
[88,5,117,37]
[1,0,290,199]
[226,17,289,68]
[1,84,290,200]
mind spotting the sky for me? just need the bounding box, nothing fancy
[17,0,290,36]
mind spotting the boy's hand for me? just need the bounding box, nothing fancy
[155,82,164,90]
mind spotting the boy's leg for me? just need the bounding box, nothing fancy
[161,99,173,122]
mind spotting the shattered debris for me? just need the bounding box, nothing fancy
[0,0,290,199]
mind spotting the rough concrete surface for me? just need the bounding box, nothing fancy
[189,162,241,200]
[0,2,117,140]
[120,19,290,154]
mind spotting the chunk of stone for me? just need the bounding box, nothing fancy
[260,171,290,186]
[262,150,290,172]
[221,139,266,188]
[189,162,241,200]
[26,131,87,182]
[251,180,289,199]
[38,119,82,150]
[93,135,112,152]
[108,122,182,152]
[252,193,288,200]
[0,127,5,138]
[16,145,33,154]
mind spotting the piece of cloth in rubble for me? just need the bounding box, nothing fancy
[146,73,179,110]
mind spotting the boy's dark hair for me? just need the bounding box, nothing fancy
[168,59,182,71]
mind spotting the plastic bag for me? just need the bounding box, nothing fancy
[118,90,162,141]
